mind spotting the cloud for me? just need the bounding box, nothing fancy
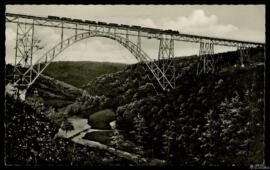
[135,18,157,28]
[130,9,263,43]
[161,9,239,37]
[124,9,239,40]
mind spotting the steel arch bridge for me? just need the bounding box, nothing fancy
[5,13,265,99]
[16,31,174,90]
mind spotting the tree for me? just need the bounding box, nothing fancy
[239,88,263,164]
[199,109,220,165]
[111,129,124,150]
[130,112,148,165]
[175,106,191,165]
[110,128,124,162]
[218,92,248,165]
[162,120,176,165]
[61,119,74,138]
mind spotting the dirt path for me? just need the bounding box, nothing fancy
[55,116,90,138]
[71,129,146,163]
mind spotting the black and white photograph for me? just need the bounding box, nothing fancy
[3,4,268,167]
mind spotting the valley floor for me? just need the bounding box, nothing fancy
[55,115,166,165]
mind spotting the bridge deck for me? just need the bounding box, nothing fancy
[6,13,264,48]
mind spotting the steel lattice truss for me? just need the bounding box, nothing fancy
[13,23,34,87]
[237,45,250,67]
[196,40,215,75]
[158,38,176,89]
[5,13,265,92]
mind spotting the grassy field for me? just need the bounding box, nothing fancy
[43,61,127,88]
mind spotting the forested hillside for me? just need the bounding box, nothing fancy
[5,47,264,166]
[5,95,134,166]
[81,47,264,165]
[43,61,127,88]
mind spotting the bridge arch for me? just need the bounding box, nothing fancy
[16,31,173,90]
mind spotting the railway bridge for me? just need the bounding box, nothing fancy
[5,13,264,99]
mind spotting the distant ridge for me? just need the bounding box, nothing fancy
[43,61,127,88]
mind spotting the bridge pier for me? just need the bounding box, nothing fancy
[196,40,215,75]
[13,22,35,86]
[237,45,249,67]
[158,38,176,89]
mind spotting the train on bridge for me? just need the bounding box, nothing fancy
[48,15,180,35]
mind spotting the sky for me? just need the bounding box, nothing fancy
[5,5,265,64]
